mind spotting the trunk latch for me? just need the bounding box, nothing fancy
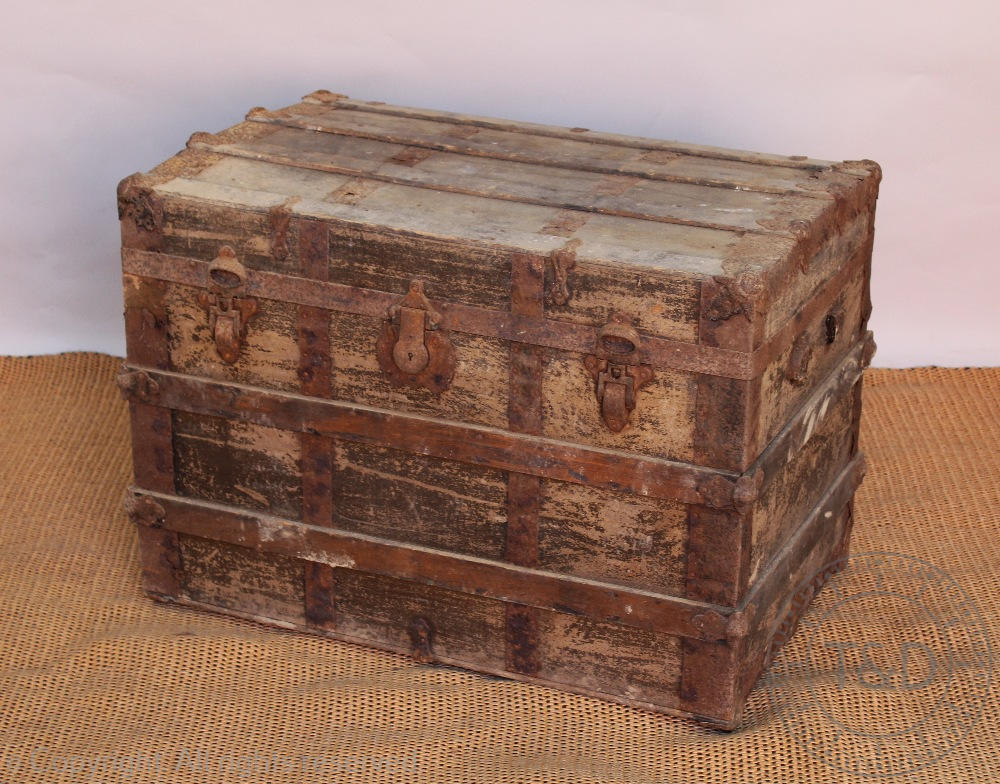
[584,317,654,433]
[377,280,456,394]
[198,246,258,364]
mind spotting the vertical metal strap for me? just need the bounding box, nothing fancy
[122,255,182,596]
[504,253,545,675]
[297,218,337,631]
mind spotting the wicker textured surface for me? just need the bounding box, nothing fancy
[0,353,996,783]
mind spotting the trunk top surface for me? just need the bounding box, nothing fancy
[140,91,880,283]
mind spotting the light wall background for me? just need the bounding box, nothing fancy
[2,0,997,366]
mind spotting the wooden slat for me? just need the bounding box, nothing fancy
[129,488,733,643]
[119,365,740,508]
[254,104,840,198]
[190,129,828,237]
[159,161,761,282]
[123,249,754,379]
[302,93,834,171]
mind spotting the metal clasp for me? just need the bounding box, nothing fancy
[388,281,442,374]
[584,317,654,433]
[198,246,258,364]
[376,280,456,394]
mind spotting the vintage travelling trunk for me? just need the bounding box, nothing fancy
[117,90,879,728]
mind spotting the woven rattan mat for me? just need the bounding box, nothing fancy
[0,353,996,783]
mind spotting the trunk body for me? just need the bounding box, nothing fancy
[118,91,880,728]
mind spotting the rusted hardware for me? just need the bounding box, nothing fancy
[786,333,813,386]
[704,270,765,322]
[824,304,845,345]
[695,473,737,510]
[268,200,298,261]
[584,317,655,433]
[690,610,730,641]
[186,131,218,148]
[116,366,159,402]
[733,469,764,513]
[547,244,578,305]
[116,174,163,234]
[197,246,258,364]
[301,90,348,104]
[407,616,435,662]
[124,491,166,528]
[376,280,456,393]
[505,604,540,675]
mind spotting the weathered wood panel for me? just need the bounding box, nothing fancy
[329,311,510,429]
[544,258,699,344]
[198,124,829,235]
[331,440,507,558]
[748,381,857,585]
[302,94,835,170]
[737,494,854,707]
[178,535,306,623]
[123,366,734,507]
[334,569,507,670]
[164,281,300,392]
[159,195,300,276]
[754,260,866,454]
[327,224,513,311]
[542,350,696,462]
[159,159,790,283]
[761,209,874,342]
[258,104,842,196]
[172,411,302,519]
[537,610,682,708]
[538,481,687,594]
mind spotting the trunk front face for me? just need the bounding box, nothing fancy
[118,94,879,727]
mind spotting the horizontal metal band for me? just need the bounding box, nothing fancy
[125,452,865,644]
[128,487,733,642]
[118,365,739,507]
[123,248,754,379]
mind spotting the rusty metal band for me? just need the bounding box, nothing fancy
[127,487,733,643]
[123,248,752,378]
[118,364,739,508]
[296,218,335,523]
[505,253,545,675]
[121,270,182,595]
[296,217,338,627]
